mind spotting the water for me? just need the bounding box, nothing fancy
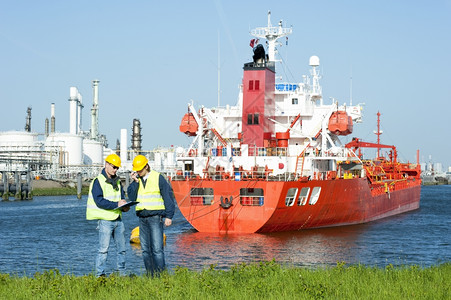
[0,185,449,276]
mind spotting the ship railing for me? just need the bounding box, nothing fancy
[175,168,302,182]
[180,146,292,158]
[247,147,288,157]
[205,146,288,157]
[369,176,420,197]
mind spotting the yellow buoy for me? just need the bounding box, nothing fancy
[130,226,140,244]
[130,226,166,246]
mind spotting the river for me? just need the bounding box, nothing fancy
[0,185,449,276]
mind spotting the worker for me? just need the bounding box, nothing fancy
[127,155,175,276]
[86,153,129,277]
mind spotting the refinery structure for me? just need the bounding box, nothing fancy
[0,80,177,198]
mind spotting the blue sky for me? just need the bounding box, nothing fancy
[1,1,450,169]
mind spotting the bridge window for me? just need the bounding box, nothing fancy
[248,80,260,91]
[309,187,321,205]
[247,113,259,125]
[292,98,298,105]
[285,188,298,206]
[253,113,259,124]
[240,188,264,206]
[297,187,310,206]
[190,188,213,206]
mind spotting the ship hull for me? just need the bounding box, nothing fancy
[171,178,421,233]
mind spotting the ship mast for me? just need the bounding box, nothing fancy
[374,111,383,159]
[250,11,292,63]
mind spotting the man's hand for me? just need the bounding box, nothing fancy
[118,199,130,212]
[164,218,172,227]
[130,172,139,182]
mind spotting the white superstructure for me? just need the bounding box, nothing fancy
[177,11,364,180]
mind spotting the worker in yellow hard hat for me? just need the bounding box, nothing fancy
[127,154,175,276]
[86,153,130,277]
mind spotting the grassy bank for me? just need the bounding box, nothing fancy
[31,186,89,196]
[0,261,449,299]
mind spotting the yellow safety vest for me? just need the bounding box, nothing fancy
[86,174,122,220]
[135,170,165,211]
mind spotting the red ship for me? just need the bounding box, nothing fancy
[170,12,421,233]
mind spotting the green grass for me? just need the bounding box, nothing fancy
[31,186,89,196]
[0,261,449,299]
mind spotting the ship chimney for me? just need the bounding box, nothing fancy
[50,103,56,133]
[91,79,100,140]
[24,107,32,132]
[131,119,142,153]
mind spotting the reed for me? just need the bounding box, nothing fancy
[0,261,449,299]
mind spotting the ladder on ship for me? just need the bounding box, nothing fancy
[295,128,322,177]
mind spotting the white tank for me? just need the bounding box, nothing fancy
[0,131,38,144]
[83,139,104,165]
[45,133,83,165]
[0,131,41,151]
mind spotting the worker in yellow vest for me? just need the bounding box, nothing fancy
[86,153,129,277]
[127,155,175,276]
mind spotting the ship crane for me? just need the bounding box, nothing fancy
[345,138,398,164]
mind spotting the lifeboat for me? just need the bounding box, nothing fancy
[179,113,198,136]
[328,111,353,135]
[129,226,166,245]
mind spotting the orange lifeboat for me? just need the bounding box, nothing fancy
[179,113,198,136]
[328,111,353,136]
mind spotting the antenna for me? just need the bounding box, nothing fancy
[217,31,221,107]
[250,10,292,63]
[374,111,383,158]
[350,66,353,106]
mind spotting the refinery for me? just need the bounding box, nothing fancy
[0,80,177,199]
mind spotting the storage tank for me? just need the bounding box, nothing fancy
[83,139,104,165]
[0,131,41,151]
[45,133,83,165]
[0,131,39,144]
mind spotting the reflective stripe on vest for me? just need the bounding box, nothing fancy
[86,174,122,220]
[135,170,165,211]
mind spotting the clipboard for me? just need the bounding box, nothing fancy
[118,201,139,209]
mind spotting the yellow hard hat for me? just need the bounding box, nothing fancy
[132,155,148,171]
[105,154,121,167]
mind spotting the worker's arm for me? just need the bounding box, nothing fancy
[92,179,124,210]
[127,181,139,202]
[159,175,175,221]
